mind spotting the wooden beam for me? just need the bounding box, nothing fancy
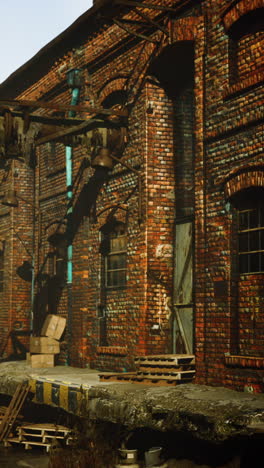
[35,119,124,146]
[113,18,158,43]
[114,0,181,13]
[135,9,169,36]
[35,119,104,146]
[11,110,85,127]
[0,99,125,118]
[117,18,150,26]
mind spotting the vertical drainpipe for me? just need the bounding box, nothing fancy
[30,167,36,333]
[65,72,81,365]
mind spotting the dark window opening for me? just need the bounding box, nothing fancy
[228,9,264,85]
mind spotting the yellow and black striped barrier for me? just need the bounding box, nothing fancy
[28,378,87,413]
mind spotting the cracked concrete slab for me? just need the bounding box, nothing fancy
[0,361,264,442]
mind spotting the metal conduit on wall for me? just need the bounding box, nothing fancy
[65,70,81,365]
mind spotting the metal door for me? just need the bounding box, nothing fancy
[173,220,193,353]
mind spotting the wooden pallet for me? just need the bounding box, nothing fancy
[18,423,71,438]
[99,372,194,386]
[99,355,195,386]
[4,436,51,452]
[4,423,72,452]
[134,354,195,366]
[136,365,194,372]
[137,370,195,379]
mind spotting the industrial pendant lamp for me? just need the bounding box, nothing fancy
[91,148,114,170]
[1,189,18,207]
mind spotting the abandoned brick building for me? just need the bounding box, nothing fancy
[0,0,263,391]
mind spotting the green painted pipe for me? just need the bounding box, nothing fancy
[66,83,80,364]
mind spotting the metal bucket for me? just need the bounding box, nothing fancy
[118,448,138,465]
[145,447,162,467]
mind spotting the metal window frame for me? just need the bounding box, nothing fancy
[104,229,127,289]
[238,203,264,274]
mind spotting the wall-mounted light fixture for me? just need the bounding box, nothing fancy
[66,68,82,89]
[1,189,36,210]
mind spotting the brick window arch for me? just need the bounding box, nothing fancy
[224,168,264,199]
[98,77,127,105]
[221,0,264,33]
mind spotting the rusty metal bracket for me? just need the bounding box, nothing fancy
[114,0,180,12]
[106,152,143,224]
[135,9,169,36]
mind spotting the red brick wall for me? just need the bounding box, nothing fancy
[0,0,263,391]
[238,275,264,357]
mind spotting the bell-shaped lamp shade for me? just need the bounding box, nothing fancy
[2,189,19,207]
[91,148,113,170]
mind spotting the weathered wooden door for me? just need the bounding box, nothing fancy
[173,220,193,353]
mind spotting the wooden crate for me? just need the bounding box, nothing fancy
[41,315,66,340]
[30,336,60,354]
[29,354,54,368]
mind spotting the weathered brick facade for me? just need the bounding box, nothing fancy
[0,0,263,391]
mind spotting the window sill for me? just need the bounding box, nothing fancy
[223,71,264,100]
[225,355,264,369]
[96,346,128,356]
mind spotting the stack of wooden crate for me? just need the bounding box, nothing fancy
[27,314,66,368]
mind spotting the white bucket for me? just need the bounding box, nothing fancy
[145,447,162,467]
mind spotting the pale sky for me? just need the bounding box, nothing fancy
[0,1,93,84]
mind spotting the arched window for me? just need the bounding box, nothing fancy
[230,188,264,357]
